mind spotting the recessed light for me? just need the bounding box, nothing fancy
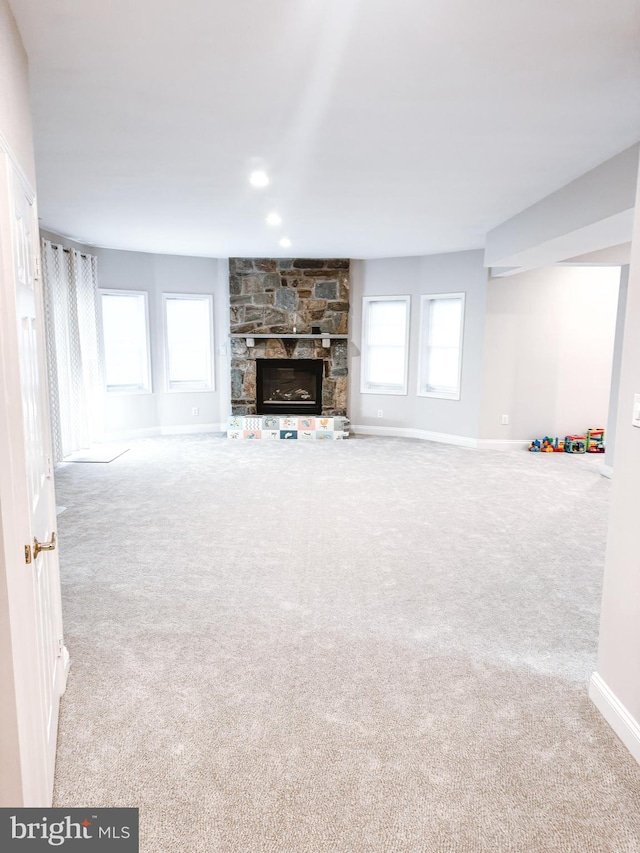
[279,237,291,248]
[249,170,269,188]
[266,212,282,226]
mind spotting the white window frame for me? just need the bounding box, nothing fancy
[162,292,215,392]
[99,288,152,394]
[417,292,465,401]
[360,295,410,396]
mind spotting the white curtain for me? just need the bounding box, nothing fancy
[42,240,104,461]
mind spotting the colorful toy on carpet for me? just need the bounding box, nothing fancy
[564,435,587,453]
[529,427,605,455]
[528,436,564,452]
[586,427,605,453]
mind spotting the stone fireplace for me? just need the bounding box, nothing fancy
[229,258,349,416]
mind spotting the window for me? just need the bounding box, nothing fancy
[418,293,465,400]
[361,295,410,395]
[100,290,151,393]
[163,294,214,391]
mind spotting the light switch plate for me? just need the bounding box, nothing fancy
[633,394,640,428]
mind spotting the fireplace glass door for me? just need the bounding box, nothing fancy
[256,359,323,415]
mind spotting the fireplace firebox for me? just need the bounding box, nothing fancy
[256,359,323,415]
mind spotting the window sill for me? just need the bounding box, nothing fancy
[418,389,461,401]
[361,386,408,396]
[165,386,215,394]
[105,388,153,396]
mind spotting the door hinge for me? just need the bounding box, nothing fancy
[46,455,53,478]
[34,256,41,281]
[25,544,32,564]
[57,638,64,657]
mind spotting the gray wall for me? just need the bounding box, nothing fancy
[39,236,621,447]
[596,161,640,734]
[485,144,639,271]
[95,247,229,435]
[349,251,488,438]
[0,0,36,188]
[603,265,629,473]
[42,233,230,435]
[40,229,91,254]
[480,266,620,442]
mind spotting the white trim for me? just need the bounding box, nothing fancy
[476,439,531,451]
[351,424,477,448]
[352,427,529,451]
[57,646,71,696]
[102,423,223,442]
[162,292,215,392]
[360,384,408,396]
[360,295,410,396]
[600,463,613,479]
[102,427,160,442]
[160,423,221,435]
[589,672,640,766]
[101,389,153,396]
[0,150,63,802]
[417,292,465,401]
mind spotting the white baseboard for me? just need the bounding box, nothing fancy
[160,423,222,435]
[351,426,534,451]
[58,645,71,696]
[589,672,640,765]
[103,423,223,441]
[476,439,531,451]
[350,425,477,448]
[600,463,614,479]
[102,427,160,442]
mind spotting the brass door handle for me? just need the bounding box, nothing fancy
[34,531,56,558]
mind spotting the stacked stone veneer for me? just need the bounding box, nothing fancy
[229,258,349,416]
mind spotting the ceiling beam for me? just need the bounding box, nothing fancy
[485,144,639,276]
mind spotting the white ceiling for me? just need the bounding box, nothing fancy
[9,0,640,258]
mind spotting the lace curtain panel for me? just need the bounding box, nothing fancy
[42,240,104,461]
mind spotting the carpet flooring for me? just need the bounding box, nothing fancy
[52,435,640,852]
[63,444,129,463]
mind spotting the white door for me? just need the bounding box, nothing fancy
[0,153,68,805]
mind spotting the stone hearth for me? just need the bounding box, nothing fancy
[229,258,349,416]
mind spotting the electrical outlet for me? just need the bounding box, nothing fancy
[192,407,199,416]
[377,410,384,418]
[501,414,509,425]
